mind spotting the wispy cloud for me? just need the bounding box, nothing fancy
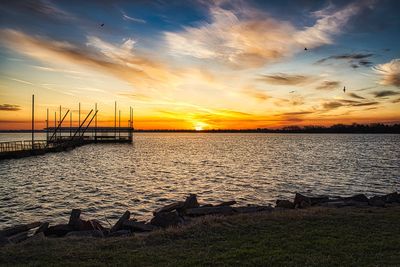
[322,99,379,110]
[164,1,369,68]
[316,53,374,68]
[0,104,21,111]
[315,80,340,90]
[373,59,400,87]
[348,92,365,99]
[372,90,400,98]
[258,73,314,86]
[122,11,146,23]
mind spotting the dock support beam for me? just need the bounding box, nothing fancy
[31,94,34,149]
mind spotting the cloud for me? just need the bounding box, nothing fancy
[164,2,369,68]
[373,59,400,87]
[0,104,21,111]
[121,11,146,23]
[315,80,340,90]
[315,53,374,68]
[242,86,269,101]
[0,29,179,91]
[348,93,365,99]
[280,111,314,116]
[372,90,400,98]
[258,73,313,86]
[322,99,379,110]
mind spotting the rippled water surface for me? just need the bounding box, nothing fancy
[0,133,399,227]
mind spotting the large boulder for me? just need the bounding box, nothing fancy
[0,222,41,238]
[150,211,183,228]
[369,196,386,207]
[182,194,200,210]
[294,193,311,208]
[123,220,154,232]
[233,205,273,213]
[111,211,130,232]
[153,202,184,215]
[185,206,234,216]
[215,201,237,207]
[65,230,104,238]
[384,192,400,203]
[276,200,294,209]
[343,194,369,203]
[44,224,74,237]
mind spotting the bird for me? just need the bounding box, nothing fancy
[100,23,104,27]
[304,47,308,51]
[343,86,346,93]
[290,91,295,93]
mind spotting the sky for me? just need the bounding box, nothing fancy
[0,0,399,130]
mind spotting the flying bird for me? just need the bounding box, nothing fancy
[304,47,308,51]
[343,86,346,93]
[100,23,104,27]
[290,91,295,93]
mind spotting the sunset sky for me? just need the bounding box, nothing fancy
[0,0,399,130]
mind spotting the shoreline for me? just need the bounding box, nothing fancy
[1,204,399,266]
[1,191,399,245]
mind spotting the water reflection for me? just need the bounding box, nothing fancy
[0,133,399,226]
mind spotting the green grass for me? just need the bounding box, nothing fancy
[1,206,400,266]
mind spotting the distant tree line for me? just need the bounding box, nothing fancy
[134,123,400,133]
[1,123,399,133]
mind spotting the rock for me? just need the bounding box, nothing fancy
[0,236,9,246]
[343,194,369,203]
[44,224,74,237]
[150,211,183,228]
[185,206,234,216]
[0,222,41,238]
[276,200,294,209]
[7,231,29,244]
[110,211,130,232]
[153,201,185,215]
[215,201,237,207]
[108,230,132,237]
[68,209,81,228]
[123,220,154,232]
[384,192,400,203]
[78,219,106,232]
[200,204,214,208]
[309,196,330,205]
[34,222,49,235]
[65,230,104,238]
[319,200,369,208]
[22,232,46,244]
[182,194,200,210]
[234,205,273,213]
[294,193,311,208]
[369,196,386,207]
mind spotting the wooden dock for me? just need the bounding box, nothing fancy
[0,96,134,160]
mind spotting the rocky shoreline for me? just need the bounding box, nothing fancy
[1,191,399,246]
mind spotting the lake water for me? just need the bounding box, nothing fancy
[0,133,399,227]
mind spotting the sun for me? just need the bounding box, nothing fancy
[194,122,206,131]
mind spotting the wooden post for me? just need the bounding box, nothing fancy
[95,103,97,140]
[31,94,34,149]
[78,102,81,137]
[59,105,61,140]
[46,108,49,143]
[54,111,56,140]
[115,101,117,137]
[70,111,72,137]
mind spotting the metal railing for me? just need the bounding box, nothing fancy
[0,140,49,153]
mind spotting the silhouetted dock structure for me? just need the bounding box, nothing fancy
[0,96,134,160]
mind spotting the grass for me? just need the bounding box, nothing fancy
[1,206,400,266]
